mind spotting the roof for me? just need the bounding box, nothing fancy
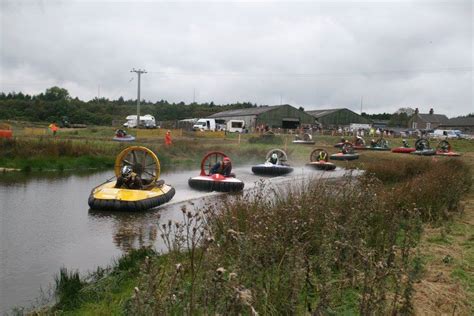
[208,105,284,118]
[417,113,449,124]
[440,116,474,127]
[306,108,346,118]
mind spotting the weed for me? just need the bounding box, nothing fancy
[54,267,84,310]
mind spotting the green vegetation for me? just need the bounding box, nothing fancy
[38,158,471,315]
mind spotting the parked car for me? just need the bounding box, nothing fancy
[429,129,462,139]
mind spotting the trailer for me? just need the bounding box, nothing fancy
[124,114,156,128]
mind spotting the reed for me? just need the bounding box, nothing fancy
[122,159,471,314]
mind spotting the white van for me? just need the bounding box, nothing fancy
[193,118,216,131]
[430,129,460,139]
[226,120,245,133]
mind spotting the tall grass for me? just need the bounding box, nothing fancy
[0,137,270,171]
[54,268,84,310]
[121,159,471,314]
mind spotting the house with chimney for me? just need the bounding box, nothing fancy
[408,108,449,130]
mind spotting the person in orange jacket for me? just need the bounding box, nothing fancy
[49,123,58,136]
[165,130,172,145]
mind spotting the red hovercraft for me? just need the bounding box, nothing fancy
[188,151,244,192]
[391,139,416,154]
[435,140,461,157]
[334,136,377,150]
[306,149,336,171]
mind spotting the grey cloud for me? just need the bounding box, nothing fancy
[1,0,472,116]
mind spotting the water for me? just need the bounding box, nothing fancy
[0,165,354,313]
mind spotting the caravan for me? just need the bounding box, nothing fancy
[193,118,217,131]
[123,114,156,128]
[226,120,245,133]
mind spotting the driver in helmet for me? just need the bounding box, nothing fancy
[402,139,409,148]
[267,153,279,165]
[318,150,328,162]
[210,157,232,177]
[355,135,364,146]
[115,165,143,190]
[370,139,377,148]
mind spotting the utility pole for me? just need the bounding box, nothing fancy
[360,96,363,115]
[130,68,147,128]
[193,88,196,103]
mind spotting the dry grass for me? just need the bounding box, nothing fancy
[412,152,474,315]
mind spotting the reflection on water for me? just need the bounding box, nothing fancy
[88,210,159,252]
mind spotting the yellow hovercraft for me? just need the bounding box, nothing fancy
[88,146,175,211]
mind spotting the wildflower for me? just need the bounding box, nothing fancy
[168,219,172,227]
[216,267,226,276]
[207,236,215,243]
[134,287,140,294]
[229,272,237,280]
[187,211,193,218]
[235,286,252,306]
[175,263,183,272]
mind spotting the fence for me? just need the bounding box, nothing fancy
[136,129,183,138]
[23,127,48,136]
[183,130,226,138]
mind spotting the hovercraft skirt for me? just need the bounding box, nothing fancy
[251,165,294,176]
[330,153,359,161]
[307,162,337,171]
[188,177,244,192]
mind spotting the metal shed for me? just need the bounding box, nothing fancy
[306,108,370,128]
[208,105,316,131]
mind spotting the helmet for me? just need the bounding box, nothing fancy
[223,157,231,163]
[121,165,132,176]
[271,153,278,159]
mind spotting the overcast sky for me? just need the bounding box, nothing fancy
[1,0,472,117]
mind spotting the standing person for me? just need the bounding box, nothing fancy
[165,130,172,146]
[49,122,58,136]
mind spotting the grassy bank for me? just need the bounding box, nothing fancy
[0,137,270,172]
[1,125,473,171]
[35,157,471,315]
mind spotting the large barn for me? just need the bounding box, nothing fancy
[208,104,316,131]
[306,108,370,128]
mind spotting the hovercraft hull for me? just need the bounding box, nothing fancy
[188,175,244,192]
[251,164,294,176]
[88,181,175,211]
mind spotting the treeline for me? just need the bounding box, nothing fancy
[0,87,255,126]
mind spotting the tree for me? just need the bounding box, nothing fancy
[43,86,70,101]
